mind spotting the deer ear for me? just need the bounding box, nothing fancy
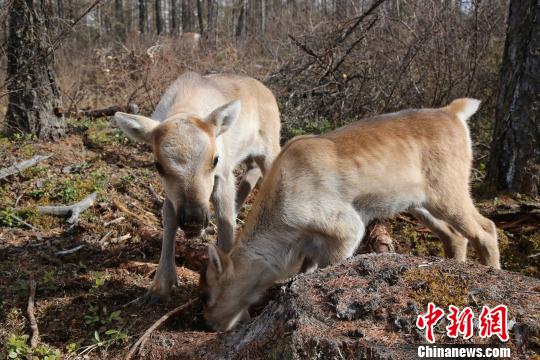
[208,244,224,275]
[205,100,241,136]
[115,112,159,143]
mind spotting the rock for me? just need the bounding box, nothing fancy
[143,253,540,359]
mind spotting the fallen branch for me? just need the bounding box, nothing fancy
[110,234,132,244]
[55,244,84,256]
[104,217,126,227]
[125,298,197,360]
[147,184,164,210]
[38,192,97,224]
[112,198,157,226]
[27,278,39,349]
[0,155,50,180]
[63,103,139,119]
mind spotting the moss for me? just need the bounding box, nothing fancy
[403,268,469,308]
[0,137,13,152]
[393,222,445,258]
[24,207,62,230]
[17,143,37,158]
[112,174,134,193]
[282,116,334,141]
[20,165,48,179]
[83,118,131,146]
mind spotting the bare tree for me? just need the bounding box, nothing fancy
[155,0,163,34]
[196,0,204,34]
[139,0,148,34]
[488,0,539,197]
[57,0,65,18]
[235,0,245,39]
[114,0,125,37]
[261,0,266,34]
[4,0,65,140]
[182,0,194,32]
[206,0,218,45]
[170,0,178,34]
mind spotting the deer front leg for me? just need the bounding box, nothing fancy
[144,198,178,303]
[212,172,236,253]
[235,157,262,212]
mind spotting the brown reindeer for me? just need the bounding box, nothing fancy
[115,72,280,302]
[200,98,500,331]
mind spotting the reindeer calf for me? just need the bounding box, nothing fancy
[200,98,500,331]
[115,72,280,302]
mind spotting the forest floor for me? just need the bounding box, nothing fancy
[0,117,539,359]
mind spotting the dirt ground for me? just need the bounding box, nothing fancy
[0,117,538,359]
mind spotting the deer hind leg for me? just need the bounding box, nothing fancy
[426,198,500,269]
[409,207,468,261]
[235,157,262,212]
[305,206,366,267]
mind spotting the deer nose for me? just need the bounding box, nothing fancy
[179,205,208,230]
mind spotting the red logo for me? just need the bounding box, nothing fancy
[478,305,509,342]
[446,305,474,339]
[417,304,509,343]
[416,302,445,343]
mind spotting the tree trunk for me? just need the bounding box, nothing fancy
[139,0,147,34]
[155,0,163,34]
[196,0,204,34]
[235,0,244,39]
[114,0,125,38]
[57,0,64,18]
[261,0,265,34]
[182,0,193,32]
[206,0,217,46]
[126,0,132,32]
[5,0,65,140]
[170,0,177,34]
[488,0,540,198]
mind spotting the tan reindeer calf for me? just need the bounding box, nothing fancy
[200,98,500,331]
[115,72,280,302]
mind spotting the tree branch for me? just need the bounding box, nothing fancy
[125,298,197,359]
[27,278,39,349]
[0,155,50,180]
[38,192,97,224]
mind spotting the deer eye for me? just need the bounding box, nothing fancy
[212,156,219,168]
[154,162,164,175]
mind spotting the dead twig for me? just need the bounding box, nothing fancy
[100,231,113,243]
[10,214,39,231]
[125,298,197,360]
[38,192,97,224]
[113,198,157,226]
[27,278,39,349]
[104,217,126,227]
[335,0,386,45]
[0,155,50,180]
[61,103,139,119]
[147,184,164,210]
[56,244,84,256]
[110,234,132,244]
